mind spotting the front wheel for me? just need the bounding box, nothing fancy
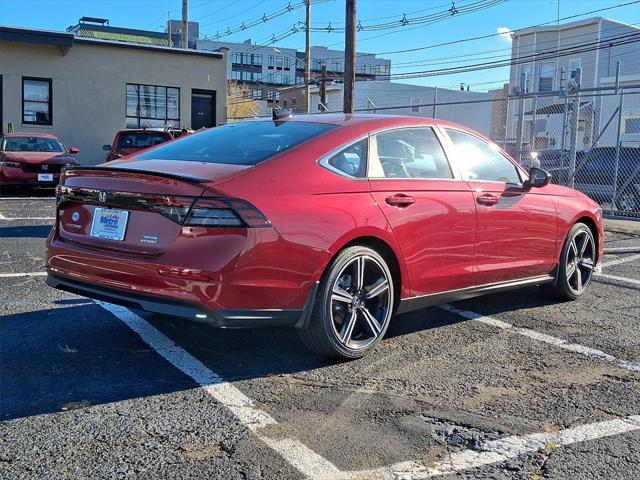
[299,246,394,359]
[550,223,596,300]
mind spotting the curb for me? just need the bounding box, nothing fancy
[604,217,640,235]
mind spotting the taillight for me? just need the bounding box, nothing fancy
[185,197,270,228]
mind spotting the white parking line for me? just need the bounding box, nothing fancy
[347,416,640,480]
[0,217,55,221]
[596,273,640,287]
[604,246,640,253]
[440,304,640,373]
[601,253,640,268]
[0,272,47,278]
[96,301,342,480]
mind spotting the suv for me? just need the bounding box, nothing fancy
[103,129,173,162]
[536,147,639,214]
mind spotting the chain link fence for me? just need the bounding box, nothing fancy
[493,82,640,218]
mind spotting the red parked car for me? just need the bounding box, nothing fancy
[46,115,603,359]
[0,133,80,188]
[103,129,173,162]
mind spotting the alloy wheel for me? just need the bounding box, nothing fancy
[565,229,595,295]
[329,255,392,350]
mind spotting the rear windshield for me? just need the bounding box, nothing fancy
[1,136,65,153]
[135,121,337,165]
[116,132,171,150]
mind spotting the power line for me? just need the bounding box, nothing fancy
[307,0,504,33]
[201,0,333,39]
[365,0,640,55]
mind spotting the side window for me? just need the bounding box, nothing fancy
[446,129,521,183]
[327,139,367,178]
[372,127,452,179]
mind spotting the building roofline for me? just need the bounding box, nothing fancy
[0,25,74,47]
[512,16,639,37]
[0,25,223,58]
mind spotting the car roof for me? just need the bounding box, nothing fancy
[117,129,171,134]
[1,132,60,139]
[251,113,469,131]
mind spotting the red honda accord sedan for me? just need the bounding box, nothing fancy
[46,114,603,359]
[0,133,80,187]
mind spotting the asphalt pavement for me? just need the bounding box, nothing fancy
[1,192,639,479]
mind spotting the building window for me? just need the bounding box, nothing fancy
[23,77,52,125]
[361,64,372,75]
[268,56,274,69]
[253,54,263,66]
[332,59,342,72]
[518,64,532,92]
[276,56,283,70]
[126,83,179,128]
[283,75,289,84]
[252,88,262,100]
[538,62,555,92]
[275,74,282,84]
[284,57,292,69]
[569,58,582,83]
[624,116,640,134]
[410,97,421,113]
[375,64,390,76]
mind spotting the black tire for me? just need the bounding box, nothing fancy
[550,222,596,301]
[299,245,394,359]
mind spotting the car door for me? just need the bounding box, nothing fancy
[368,126,476,296]
[442,127,558,286]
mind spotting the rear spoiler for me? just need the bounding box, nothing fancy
[62,166,211,184]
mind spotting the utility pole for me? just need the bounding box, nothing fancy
[515,72,527,164]
[305,0,311,113]
[167,11,171,47]
[181,0,189,49]
[319,63,327,111]
[343,0,356,114]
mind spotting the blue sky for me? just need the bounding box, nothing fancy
[1,0,639,91]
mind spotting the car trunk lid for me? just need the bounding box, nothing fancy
[56,162,252,255]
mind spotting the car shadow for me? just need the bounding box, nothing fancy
[0,225,52,238]
[0,187,55,197]
[1,286,559,422]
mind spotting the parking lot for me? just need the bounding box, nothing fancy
[1,194,639,479]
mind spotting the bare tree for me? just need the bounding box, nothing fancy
[227,81,260,121]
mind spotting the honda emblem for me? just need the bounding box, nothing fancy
[98,191,107,203]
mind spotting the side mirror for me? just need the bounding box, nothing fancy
[69,147,80,154]
[524,167,552,189]
[102,144,111,151]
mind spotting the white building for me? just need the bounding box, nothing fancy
[506,17,640,149]
[311,81,493,136]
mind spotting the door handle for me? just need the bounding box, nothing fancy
[476,194,498,206]
[385,194,415,207]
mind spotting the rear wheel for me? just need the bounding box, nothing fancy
[550,223,596,300]
[299,246,394,359]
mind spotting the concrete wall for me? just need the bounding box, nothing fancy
[0,40,227,165]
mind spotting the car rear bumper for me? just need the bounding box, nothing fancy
[0,169,60,185]
[47,272,316,329]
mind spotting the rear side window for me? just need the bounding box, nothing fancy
[117,133,170,150]
[326,139,367,177]
[372,127,452,179]
[446,129,521,183]
[136,121,337,165]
